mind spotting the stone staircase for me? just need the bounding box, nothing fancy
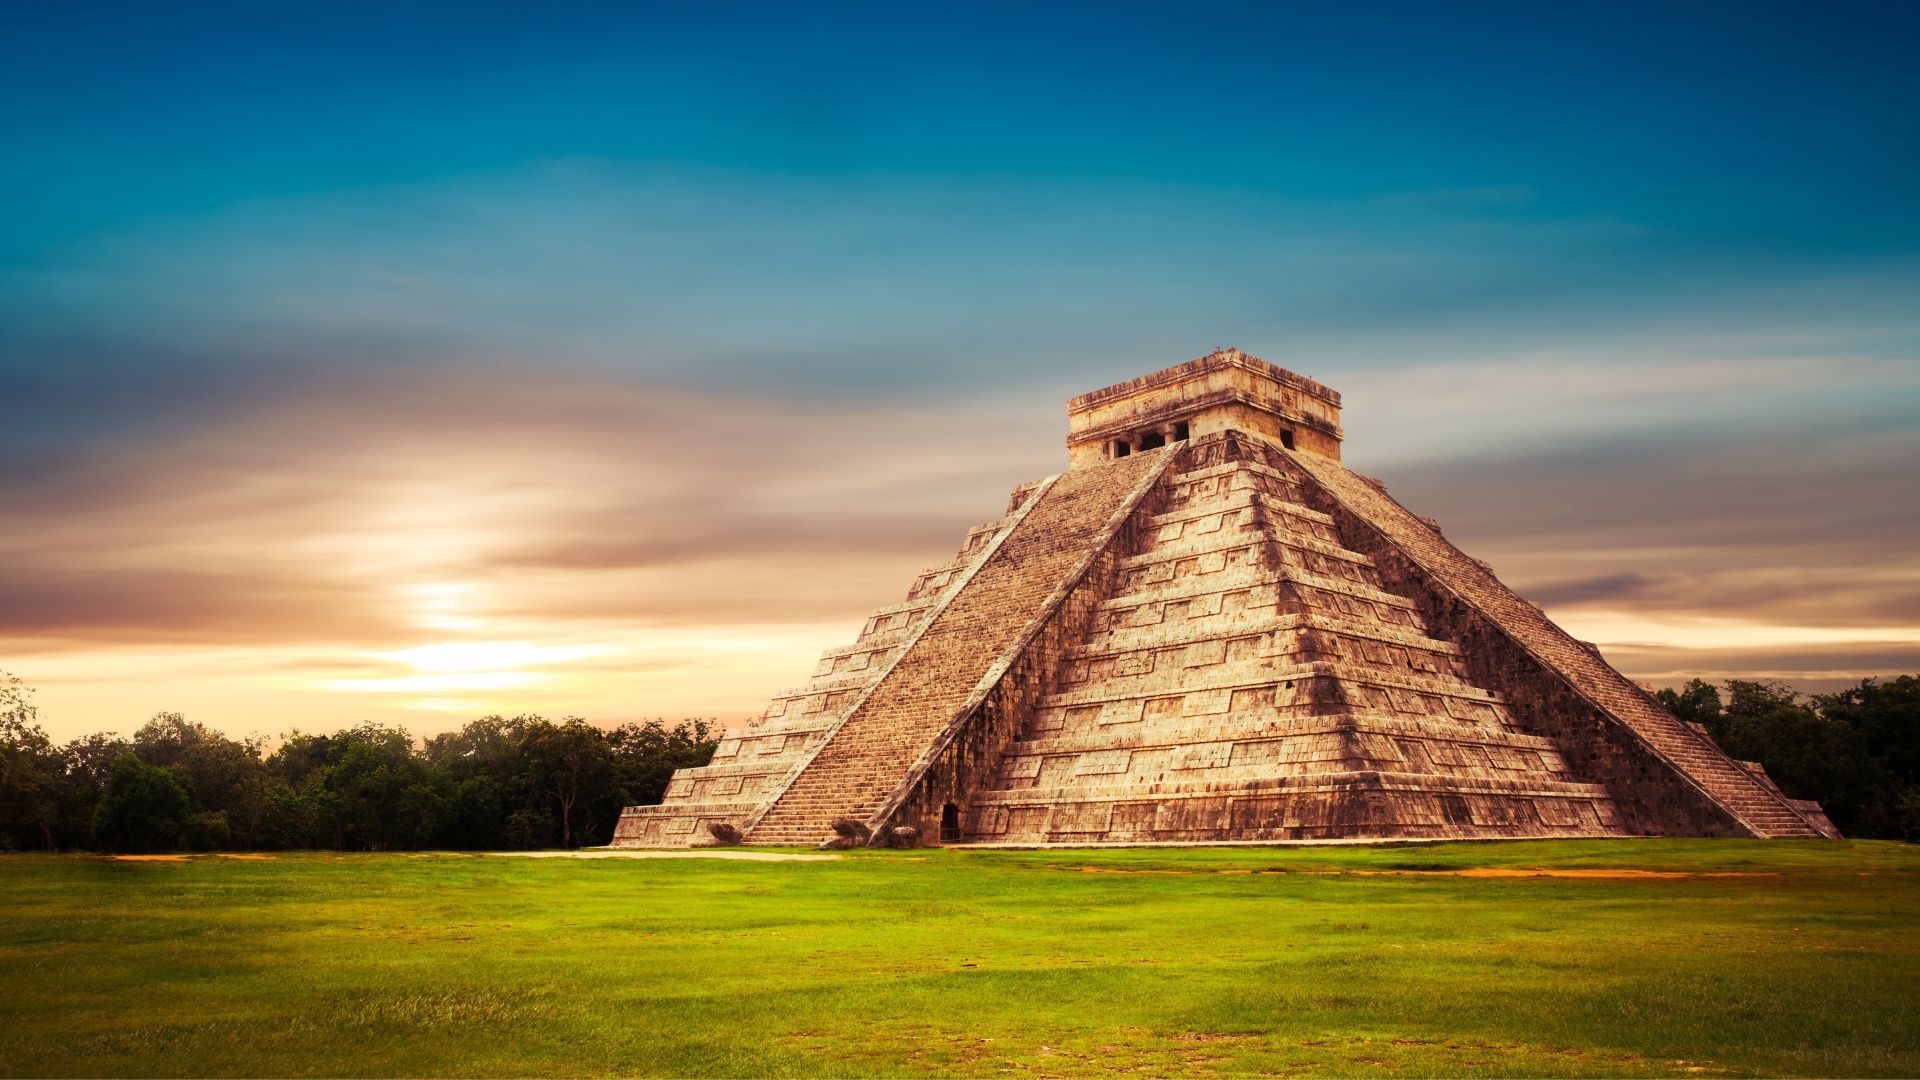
[1286,448,1833,839]
[610,511,1023,847]
[744,448,1173,846]
[966,454,1624,843]
[618,351,1835,847]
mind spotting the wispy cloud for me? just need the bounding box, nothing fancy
[0,366,1072,735]
[4,1,1915,736]
[6,340,1915,738]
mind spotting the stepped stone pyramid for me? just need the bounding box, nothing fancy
[613,350,1837,847]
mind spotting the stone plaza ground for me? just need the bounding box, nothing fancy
[2,840,1915,1077]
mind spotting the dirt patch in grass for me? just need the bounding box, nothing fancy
[1069,864,1778,879]
[1061,864,1793,886]
[1355,868,1778,879]
[491,850,840,862]
[106,853,277,862]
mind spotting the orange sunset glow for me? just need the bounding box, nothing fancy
[5,0,1917,748]
[8,355,1918,745]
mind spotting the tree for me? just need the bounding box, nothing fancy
[1657,676,1912,839]
[518,717,613,848]
[91,752,190,853]
[132,712,272,849]
[608,719,718,805]
[263,777,348,851]
[267,730,335,789]
[57,731,129,849]
[594,718,719,841]
[425,714,526,780]
[425,716,528,849]
[1656,679,1723,730]
[319,723,446,851]
[0,672,61,851]
[1815,676,1920,840]
[3,692,719,851]
[502,806,559,850]
[1815,676,1920,786]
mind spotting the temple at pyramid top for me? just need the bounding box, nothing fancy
[1067,347,1345,467]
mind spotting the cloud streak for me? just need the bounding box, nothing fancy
[3,3,1915,738]
[3,345,1914,739]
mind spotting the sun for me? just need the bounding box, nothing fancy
[376,640,547,674]
[321,639,615,700]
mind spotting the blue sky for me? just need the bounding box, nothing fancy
[3,2,1917,737]
[7,2,1917,388]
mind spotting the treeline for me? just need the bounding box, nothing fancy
[5,672,1916,849]
[1656,676,1919,840]
[0,673,717,853]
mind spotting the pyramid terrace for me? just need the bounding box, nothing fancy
[614,350,1837,848]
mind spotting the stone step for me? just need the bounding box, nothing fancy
[1148,488,1336,530]
[971,770,1616,806]
[1284,447,1827,841]
[747,450,1175,843]
[1004,711,1558,759]
[1069,611,1461,664]
[1040,660,1508,711]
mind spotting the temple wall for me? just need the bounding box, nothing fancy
[1066,350,1344,468]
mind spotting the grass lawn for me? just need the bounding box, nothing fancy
[1,840,1915,1078]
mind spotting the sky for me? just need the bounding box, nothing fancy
[3,1,1918,742]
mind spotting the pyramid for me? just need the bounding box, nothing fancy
[613,351,1837,847]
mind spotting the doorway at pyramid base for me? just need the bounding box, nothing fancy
[611,353,1835,849]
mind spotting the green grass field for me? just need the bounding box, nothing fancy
[2,840,1915,1078]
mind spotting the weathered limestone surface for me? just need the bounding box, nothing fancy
[1282,445,1837,839]
[612,348,1836,848]
[1067,349,1343,467]
[746,447,1173,846]
[969,443,1622,843]
[611,513,1023,846]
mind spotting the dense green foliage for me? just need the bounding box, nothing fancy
[0,841,1913,1077]
[8,667,1916,850]
[88,754,190,854]
[0,672,716,853]
[1657,676,1920,839]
